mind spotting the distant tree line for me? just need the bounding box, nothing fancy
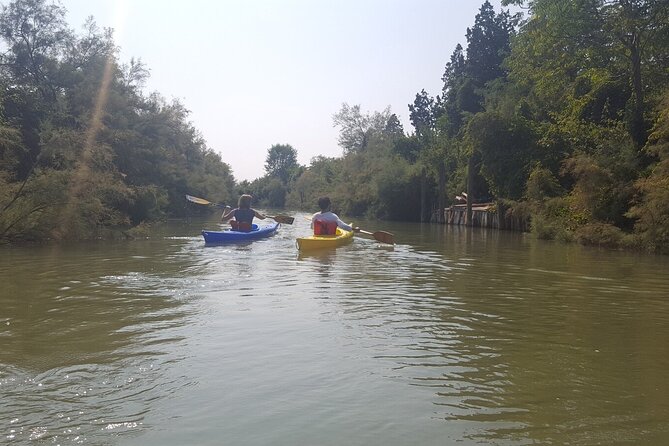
[249,0,669,253]
[3,0,669,254]
[0,0,235,242]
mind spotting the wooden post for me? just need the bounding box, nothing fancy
[420,166,427,222]
[466,154,474,227]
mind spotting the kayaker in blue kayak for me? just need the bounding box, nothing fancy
[221,194,267,231]
[311,196,359,235]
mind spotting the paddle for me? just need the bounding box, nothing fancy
[186,194,294,224]
[303,216,394,244]
[268,215,295,225]
[185,194,227,208]
[358,229,395,245]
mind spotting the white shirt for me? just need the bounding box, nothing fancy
[311,211,352,231]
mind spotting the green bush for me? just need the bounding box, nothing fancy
[574,222,624,248]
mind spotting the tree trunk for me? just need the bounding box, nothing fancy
[497,199,505,230]
[466,154,474,227]
[629,34,647,150]
[437,160,446,224]
[420,166,427,222]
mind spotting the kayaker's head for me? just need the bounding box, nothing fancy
[238,194,253,209]
[318,196,331,212]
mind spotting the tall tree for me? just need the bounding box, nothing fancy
[457,2,517,222]
[0,0,72,100]
[0,0,237,240]
[466,1,515,89]
[505,0,669,150]
[408,89,437,139]
[441,43,467,136]
[384,113,405,139]
[264,143,298,184]
[332,103,393,153]
[0,0,73,179]
[601,0,669,149]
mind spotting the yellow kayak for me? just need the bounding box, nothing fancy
[296,227,354,250]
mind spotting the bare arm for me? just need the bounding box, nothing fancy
[221,207,234,221]
[335,215,353,232]
[253,209,267,220]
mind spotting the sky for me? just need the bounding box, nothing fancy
[57,0,521,181]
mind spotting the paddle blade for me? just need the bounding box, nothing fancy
[357,228,395,245]
[186,195,212,205]
[372,231,394,245]
[186,195,228,208]
[271,215,294,225]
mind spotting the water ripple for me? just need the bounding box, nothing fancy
[2,221,669,444]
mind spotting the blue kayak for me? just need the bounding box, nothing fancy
[202,223,279,244]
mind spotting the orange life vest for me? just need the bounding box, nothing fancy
[314,220,337,235]
[231,220,252,232]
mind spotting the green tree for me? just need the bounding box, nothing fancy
[264,143,298,184]
[332,103,394,153]
[287,155,342,209]
[408,89,438,139]
[505,0,669,151]
[627,90,669,252]
[448,1,517,222]
[0,0,72,101]
[264,177,287,208]
[467,111,537,200]
[0,0,237,240]
[385,113,404,135]
[441,43,467,136]
[601,0,669,149]
[0,0,72,179]
[465,1,516,91]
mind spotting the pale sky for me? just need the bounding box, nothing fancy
[58,0,519,181]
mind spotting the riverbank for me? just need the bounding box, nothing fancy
[432,201,660,254]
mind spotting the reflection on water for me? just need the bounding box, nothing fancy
[1,217,669,445]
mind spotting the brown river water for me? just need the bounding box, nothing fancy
[1,214,668,445]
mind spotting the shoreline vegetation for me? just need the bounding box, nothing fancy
[1,0,668,254]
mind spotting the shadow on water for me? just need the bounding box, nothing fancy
[297,248,337,263]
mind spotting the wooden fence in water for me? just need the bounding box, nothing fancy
[434,203,530,232]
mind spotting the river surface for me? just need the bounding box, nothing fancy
[1,214,669,445]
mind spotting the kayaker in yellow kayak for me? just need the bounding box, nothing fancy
[221,194,267,231]
[311,196,359,235]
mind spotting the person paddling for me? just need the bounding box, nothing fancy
[221,194,266,231]
[311,196,359,235]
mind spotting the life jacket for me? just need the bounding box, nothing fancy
[230,208,254,232]
[314,219,337,235]
[234,208,255,224]
[231,220,253,232]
